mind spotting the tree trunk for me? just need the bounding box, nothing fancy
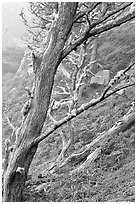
[3,144,38,201]
[3,3,78,201]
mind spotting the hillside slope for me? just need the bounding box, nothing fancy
[2,22,135,202]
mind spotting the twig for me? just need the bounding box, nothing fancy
[36,60,134,143]
[88,2,132,31]
[33,81,134,145]
[74,3,101,23]
[62,9,134,59]
[101,61,134,98]
[6,117,15,132]
[61,103,135,171]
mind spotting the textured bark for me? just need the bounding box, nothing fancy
[3,3,78,202]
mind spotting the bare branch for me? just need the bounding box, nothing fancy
[33,80,134,146]
[70,147,102,174]
[62,10,135,59]
[65,105,135,173]
[56,127,73,163]
[86,13,91,27]
[49,103,134,174]
[89,11,135,37]
[6,117,15,132]
[53,90,70,96]
[60,129,67,147]
[56,85,70,94]
[74,2,101,23]
[101,61,135,98]
[48,112,58,125]
[88,2,132,31]
[34,62,134,144]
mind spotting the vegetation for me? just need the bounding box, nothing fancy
[2,2,135,202]
[2,47,24,75]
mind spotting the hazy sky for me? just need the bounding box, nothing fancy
[2,2,29,49]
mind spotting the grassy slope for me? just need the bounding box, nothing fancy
[2,22,135,201]
[23,85,135,202]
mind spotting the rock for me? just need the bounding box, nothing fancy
[90,70,110,86]
[116,89,125,95]
[58,63,71,79]
[35,183,47,192]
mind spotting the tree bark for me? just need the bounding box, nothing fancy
[3,3,78,202]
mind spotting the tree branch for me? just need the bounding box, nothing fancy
[74,2,101,23]
[88,2,132,31]
[6,117,15,132]
[64,105,135,172]
[34,59,134,145]
[70,147,101,173]
[62,10,135,59]
[41,100,135,175]
[88,11,135,38]
[33,80,134,146]
[101,61,134,98]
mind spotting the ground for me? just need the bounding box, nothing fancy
[23,85,135,202]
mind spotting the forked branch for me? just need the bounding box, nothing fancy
[33,62,135,145]
[62,10,135,59]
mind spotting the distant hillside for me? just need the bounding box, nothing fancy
[2,47,25,76]
[98,22,135,77]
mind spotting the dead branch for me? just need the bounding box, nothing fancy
[6,117,15,133]
[57,103,135,172]
[6,116,18,144]
[74,3,101,23]
[88,2,132,31]
[101,62,134,98]
[43,101,135,175]
[89,11,135,38]
[34,56,135,147]
[45,102,134,174]
[47,44,89,165]
[33,61,134,145]
[57,126,73,163]
[62,10,135,59]
[70,147,101,174]
[54,86,70,95]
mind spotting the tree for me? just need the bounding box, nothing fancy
[3,2,135,201]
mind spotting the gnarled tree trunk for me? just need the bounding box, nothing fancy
[3,3,78,201]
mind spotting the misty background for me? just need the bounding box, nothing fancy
[2,2,30,77]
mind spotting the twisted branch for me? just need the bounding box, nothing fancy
[33,61,134,145]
